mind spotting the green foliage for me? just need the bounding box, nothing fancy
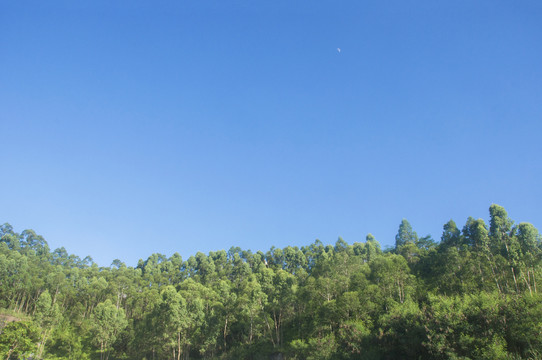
[336,320,372,359]
[395,219,418,249]
[0,204,541,359]
[0,320,40,359]
[92,299,127,360]
[289,334,338,360]
[46,320,90,360]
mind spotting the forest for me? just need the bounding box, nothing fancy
[0,204,541,360]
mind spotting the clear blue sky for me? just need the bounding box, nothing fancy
[1,1,541,266]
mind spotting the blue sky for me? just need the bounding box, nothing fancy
[1,1,541,266]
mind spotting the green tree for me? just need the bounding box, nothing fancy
[46,320,90,360]
[440,219,462,249]
[377,298,425,358]
[92,299,127,360]
[34,290,62,358]
[369,254,413,304]
[463,217,502,292]
[0,321,39,359]
[516,222,541,295]
[155,285,187,360]
[395,219,418,249]
[489,204,521,293]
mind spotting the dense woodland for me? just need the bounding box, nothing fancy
[1,204,541,359]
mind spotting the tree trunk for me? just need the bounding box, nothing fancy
[38,329,50,359]
[522,271,533,296]
[223,317,228,350]
[177,332,181,360]
[264,312,276,347]
[511,266,519,294]
[485,254,501,294]
[532,268,537,293]
[273,310,282,347]
[249,311,253,343]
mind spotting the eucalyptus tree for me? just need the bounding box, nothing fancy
[440,220,462,250]
[489,204,520,293]
[267,269,297,349]
[463,217,502,292]
[154,285,187,360]
[242,273,268,345]
[395,219,418,249]
[178,278,208,358]
[92,299,127,360]
[369,254,413,305]
[34,290,62,358]
[20,229,49,256]
[214,279,236,352]
[515,222,541,295]
[0,223,21,251]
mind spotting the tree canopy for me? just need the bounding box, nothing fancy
[1,204,541,359]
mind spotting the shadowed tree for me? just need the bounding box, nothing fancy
[155,285,187,360]
[92,299,127,360]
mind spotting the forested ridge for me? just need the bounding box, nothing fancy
[1,204,541,360]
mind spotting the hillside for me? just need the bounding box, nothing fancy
[1,204,541,359]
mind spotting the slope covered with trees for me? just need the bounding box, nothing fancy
[1,204,541,359]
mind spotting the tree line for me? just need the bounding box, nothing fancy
[1,204,541,359]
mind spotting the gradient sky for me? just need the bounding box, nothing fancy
[1,0,541,266]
